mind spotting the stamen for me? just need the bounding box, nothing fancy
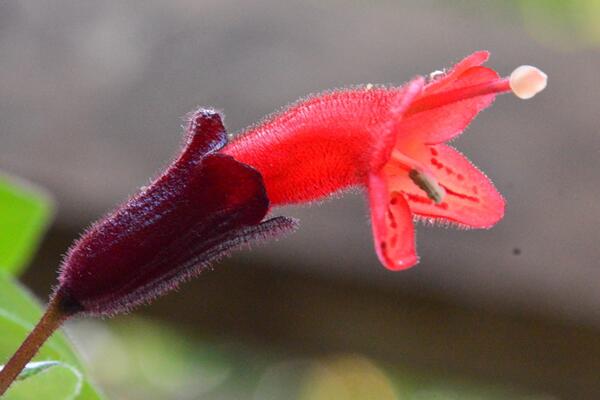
[408,169,445,204]
[509,65,548,99]
[406,65,547,116]
[391,150,446,204]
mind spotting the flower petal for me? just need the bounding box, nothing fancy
[368,172,418,270]
[426,50,490,93]
[385,144,504,228]
[399,62,500,145]
[180,108,228,164]
[369,76,424,171]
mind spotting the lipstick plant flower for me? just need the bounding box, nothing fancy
[224,51,547,269]
[0,51,546,395]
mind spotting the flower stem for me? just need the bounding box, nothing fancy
[0,292,70,396]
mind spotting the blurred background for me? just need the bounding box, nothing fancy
[1,0,600,399]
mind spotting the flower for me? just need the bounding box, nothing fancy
[53,52,548,312]
[56,109,297,317]
[0,53,547,395]
[223,51,547,270]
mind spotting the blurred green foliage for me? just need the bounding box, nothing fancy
[6,362,83,400]
[0,176,102,399]
[14,361,60,381]
[0,272,103,399]
[517,0,600,49]
[77,318,233,399]
[76,317,551,400]
[0,176,53,276]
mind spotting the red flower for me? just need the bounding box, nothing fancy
[0,52,548,394]
[224,51,547,270]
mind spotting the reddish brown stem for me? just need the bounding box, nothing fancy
[0,293,69,396]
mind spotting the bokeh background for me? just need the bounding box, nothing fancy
[2,0,600,399]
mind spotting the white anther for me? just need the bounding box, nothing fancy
[509,65,548,99]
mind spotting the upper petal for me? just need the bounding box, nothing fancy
[398,55,500,145]
[426,50,490,93]
[384,144,505,228]
[370,77,424,171]
[368,172,418,270]
[179,108,228,165]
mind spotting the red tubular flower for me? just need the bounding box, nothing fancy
[0,52,547,394]
[224,51,547,270]
[56,109,297,317]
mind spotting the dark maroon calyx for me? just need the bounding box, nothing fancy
[57,109,297,317]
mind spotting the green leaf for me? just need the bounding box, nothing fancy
[15,361,60,381]
[0,273,104,399]
[0,175,54,276]
[0,273,78,365]
[4,362,83,400]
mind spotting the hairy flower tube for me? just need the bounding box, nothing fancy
[224,51,547,269]
[0,51,546,394]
